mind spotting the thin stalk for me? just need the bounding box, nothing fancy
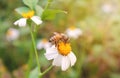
[41,65,53,76]
[44,0,53,10]
[30,29,41,74]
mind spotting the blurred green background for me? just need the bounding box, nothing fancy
[0,0,120,78]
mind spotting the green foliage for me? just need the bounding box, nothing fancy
[35,5,44,17]
[92,44,103,57]
[110,73,120,78]
[29,67,39,78]
[22,0,38,9]
[15,7,31,15]
[42,9,67,20]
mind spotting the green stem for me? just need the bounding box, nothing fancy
[41,65,53,76]
[44,0,53,10]
[30,29,41,74]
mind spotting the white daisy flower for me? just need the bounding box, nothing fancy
[37,39,51,50]
[66,26,82,39]
[14,11,42,27]
[101,3,116,14]
[45,42,77,71]
[6,28,19,41]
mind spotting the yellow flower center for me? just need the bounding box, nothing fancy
[42,39,48,43]
[22,11,34,18]
[69,26,76,30]
[57,42,71,56]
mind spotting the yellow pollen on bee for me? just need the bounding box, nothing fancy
[22,11,34,18]
[69,26,76,30]
[57,42,71,56]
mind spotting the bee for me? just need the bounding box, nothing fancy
[49,32,69,46]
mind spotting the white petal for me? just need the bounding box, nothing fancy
[44,42,51,49]
[14,20,19,25]
[37,41,44,50]
[68,52,77,66]
[66,29,76,38]
[44,46,58,60]
[76,29,82,35]
[14,18,27,27]
[6,28,19,41]
[31,16,42,25]
[66,28,82,39]
[52,54,62,66]
[102,4,112,13]
[61,56,70,71]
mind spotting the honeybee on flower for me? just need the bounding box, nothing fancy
[14,10,42,27]
[49,32,69,46]
[6,28,19,41]
[65,26,82,39]
[45,32,76,71]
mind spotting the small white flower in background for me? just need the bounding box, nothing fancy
[101,3,117,14]
[65,26,82,39]
[6,28,19,41]
[14,11,42,27]
[37,39,51,50]
[45,33,76,71]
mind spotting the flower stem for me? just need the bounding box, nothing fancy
[41,65,53,76]
[45,0,53,10]
[30,29,41,75]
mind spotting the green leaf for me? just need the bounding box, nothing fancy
[110,73,120,78]
[42,9,67,20]
[29,67,39,78]
[35,5,44,17]
[15,7,30,15]
[23,0,38,9]
[92,44,103,57]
